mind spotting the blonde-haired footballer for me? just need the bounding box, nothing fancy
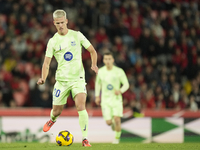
[37,9,98,147]
[95,51,129,144]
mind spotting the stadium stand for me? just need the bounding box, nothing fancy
[0,0,200,114]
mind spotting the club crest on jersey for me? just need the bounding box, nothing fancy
[107,84,113,90]
[64,52,73,61]
[71,41,76,46]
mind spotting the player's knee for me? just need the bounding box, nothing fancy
[114,117,121,125]
[75,104,85,111]
[106,120,112,126]
[74,94,86,111]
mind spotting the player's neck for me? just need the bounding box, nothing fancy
[106,65,113,70]
[58,28,69,36]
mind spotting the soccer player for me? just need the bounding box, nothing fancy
[37,9,98,147]
[95,51,129,144]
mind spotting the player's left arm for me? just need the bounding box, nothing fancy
[95,73,102,105]
[79,31,98,74]
[87,45,98,74]
[115,69,129,95]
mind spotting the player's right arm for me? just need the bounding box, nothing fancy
[37,56,52,85]
[37,38,53,85]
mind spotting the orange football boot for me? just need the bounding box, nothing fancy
[43,119,55,132]
[82,139,92,147]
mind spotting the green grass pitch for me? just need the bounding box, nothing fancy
[0,142,200,150]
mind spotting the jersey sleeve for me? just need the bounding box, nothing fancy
[78,31,91,49]
[95,73,102,97]
[119,69,129,94]
[45,38,54,58]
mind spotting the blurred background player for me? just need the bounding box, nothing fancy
[95,51,129,144]
[37,9,98,147]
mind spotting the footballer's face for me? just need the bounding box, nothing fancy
[103,54,114,69]
[53,16,68,35]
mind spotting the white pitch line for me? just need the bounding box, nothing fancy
[172,110,185,118]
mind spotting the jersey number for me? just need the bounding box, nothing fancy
[54,88,61,97]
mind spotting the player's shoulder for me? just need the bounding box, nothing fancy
[98,66,106,72]
[47,36,55,45]
[69,29,82,35]
[114,65,123,71]
[114,66,125,73]
[50,32,59,42]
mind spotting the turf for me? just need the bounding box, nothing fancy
[0,142,200,150]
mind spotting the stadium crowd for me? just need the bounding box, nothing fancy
[0,0,200,112]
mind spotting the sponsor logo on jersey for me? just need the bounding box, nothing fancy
[64,52,73,61]
[71,41,76,46]
[107,84,113,90]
